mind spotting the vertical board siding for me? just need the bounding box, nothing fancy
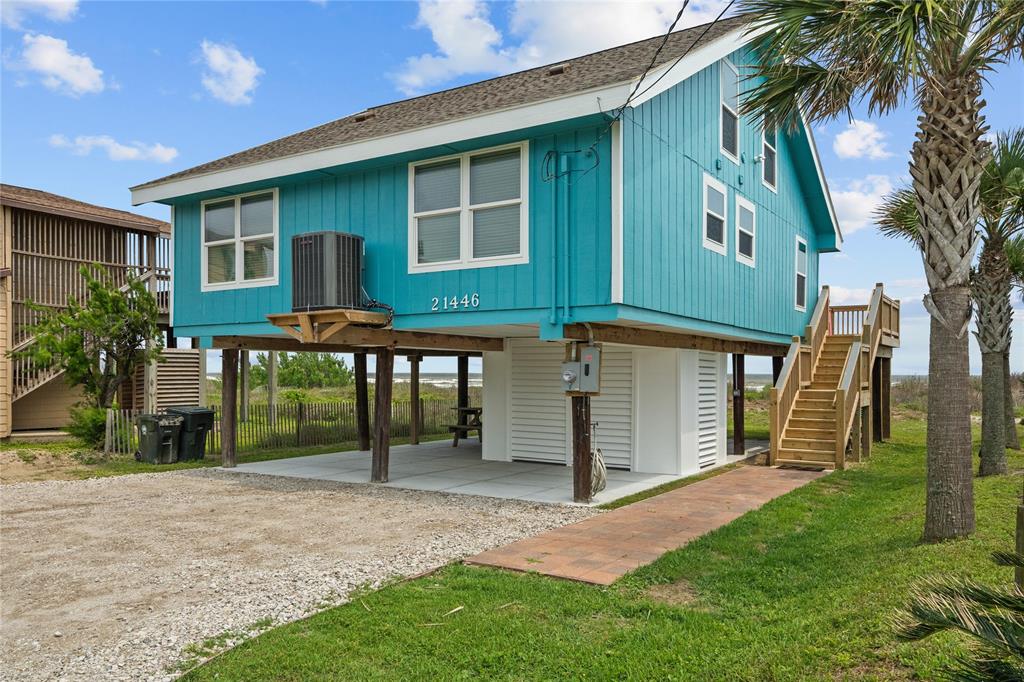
[696,351,721,468]
[589,346,633,469]
[171,123,613,332]
[508,338,569,464]
[622,47,822,339]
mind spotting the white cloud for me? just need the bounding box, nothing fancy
[199,40,263,105]
[828,285,875,305]
[832,120,894,160]
[393,0,731,95]
[1,0,78,30]
[16,33,104,96]
[830,174,893,235]
[49,134,178,163]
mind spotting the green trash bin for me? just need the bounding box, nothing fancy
[136,414,183,464]
[166,407,214,461]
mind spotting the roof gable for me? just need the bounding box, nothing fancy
[1,184,169,234]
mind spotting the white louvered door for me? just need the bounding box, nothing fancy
[509,339,568,464]
[696,351,722,468]
[590,347,633,469]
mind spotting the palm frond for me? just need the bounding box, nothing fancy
[940,653,1024,682]
[993,551,1024,570]
[980,127,1024,239]
[1007,235,1024,294]
[875,187,922,248]
[896,584,1024,658]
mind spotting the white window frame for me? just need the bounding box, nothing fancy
[702,173,728,256]
[407,141,529,274]
[795,236,808,311]
[719,59,740,164]
[200,187,279,292]
[762,127,778,192]
[735,196,756,268]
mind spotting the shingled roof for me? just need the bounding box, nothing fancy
[0,184,170,234]
[133,15,751,192]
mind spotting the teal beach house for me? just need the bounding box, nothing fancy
[132,16,898,497]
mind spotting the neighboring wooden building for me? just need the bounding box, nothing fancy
[131,17,898,500]
[0,185,202,437]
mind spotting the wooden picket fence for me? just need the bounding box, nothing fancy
[104,398,458,457]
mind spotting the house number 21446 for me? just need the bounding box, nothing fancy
[431,293,480,311]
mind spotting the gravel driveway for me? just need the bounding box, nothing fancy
[1,469,596,681]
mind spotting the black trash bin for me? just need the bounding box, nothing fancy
[136,414,184,464]
[167,407,215,461]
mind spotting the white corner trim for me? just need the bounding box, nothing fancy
[702,172,727,256]
[610,120,624,304]
[168,205,174,328]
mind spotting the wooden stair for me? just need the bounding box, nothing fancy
[776,335,855,469]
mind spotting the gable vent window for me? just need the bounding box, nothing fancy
[409,142,529,273]
[202,189,278,291]
[702,173,727,255]
[720,60,739,161]
[736,197,755,267]
[795,237,808,311]
[763,127,777,190]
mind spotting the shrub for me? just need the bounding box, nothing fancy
[67,406,107,448]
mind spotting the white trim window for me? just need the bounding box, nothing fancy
[201,188,279,291]
[408,142,529,273]
[702,173,727,255]
[736,197,756,267]
[762,127,778,191]
[720,59,739,162]
[795,236,808,311]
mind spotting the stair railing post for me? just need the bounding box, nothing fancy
[834,391,846,470]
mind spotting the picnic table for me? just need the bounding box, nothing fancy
[447,406,482,447]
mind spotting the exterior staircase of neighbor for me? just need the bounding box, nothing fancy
[769,284,901,470]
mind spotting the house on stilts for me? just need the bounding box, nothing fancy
[130,16,899,502]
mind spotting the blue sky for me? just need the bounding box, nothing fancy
[2,0,1022,377]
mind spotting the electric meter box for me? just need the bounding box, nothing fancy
[561,345,601,394]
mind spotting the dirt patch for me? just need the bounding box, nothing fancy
[0,469,595,681]
[645,579,702,607]
[0,449,85,484]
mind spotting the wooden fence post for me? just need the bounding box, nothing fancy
[355,351,371,451]
[572,395,593,503]
[372,346,395,482]
[221,348,238,468]
[296,401,305,446]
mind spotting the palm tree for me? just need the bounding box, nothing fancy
[974,130,1024,471]
[740,0,1024,540]
[877,131,1024,476]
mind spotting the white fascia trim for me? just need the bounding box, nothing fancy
[627,24,772,108]
[610,120,624,304]
[132,83,632,205]
[168,205,175,328]
[799,108,843,250]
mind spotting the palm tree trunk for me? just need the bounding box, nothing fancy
[1006,351,1021,450]
[975,240,1011,475]
[924,286,977,540]
[912,71,986,541]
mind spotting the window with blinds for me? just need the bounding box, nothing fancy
[720,60,739,161]
[736,196,755,267]
[796,237,808,311]
[409,143,528,272]
[702,172,727,256]
[202,189,278,290]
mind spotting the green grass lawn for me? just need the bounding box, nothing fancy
[183,417,1023,681]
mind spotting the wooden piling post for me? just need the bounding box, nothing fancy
[772,355,784,386]
[267,350,278,425]
[355,351,370,451]
[457,354,469,426]
[409,354,421,445]
[372,346,395,483]
[572,395,593,503]
[872,357,883,442]
[881,357,892,440]
[239,350,250,422]
[732,353,745,455]
[221,348,239,468]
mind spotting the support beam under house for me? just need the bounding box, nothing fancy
[572,395,593,504]
[457,354,469,427]
[409,354,421,445]
[371,346,395,483]
[221,348,238,468]
[732,353,745,455]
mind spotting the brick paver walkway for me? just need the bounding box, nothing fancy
[468,466,826,585]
